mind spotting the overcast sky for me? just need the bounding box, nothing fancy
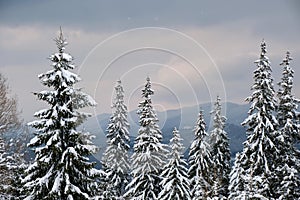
[1,0,300,121]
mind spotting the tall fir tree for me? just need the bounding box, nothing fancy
[208,96,230,199]
[275,51,300,199]
[188,110,213,199]
[158,127,191,200]
[239,40,279,199]
[102,80,130,199]
[228,153,247,200]
[22,29,101,200]
[124,77,168,200]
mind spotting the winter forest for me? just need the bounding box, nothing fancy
[0,29,300,200]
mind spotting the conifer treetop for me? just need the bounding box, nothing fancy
[208,96,230,198]
[281,51,292,65]
[170,127,184,158]
[259,39,267,57]
[142,76,154,98]
[211,96,226,130]
[193,109,207,138]
[275,51,300,199]
[188,109,214,199]
[125,77,167,199]
[102,79,130,198]
[23,29,99,200]
[158,127,191,200]
[238,40,279,199]
[278,51,294,97]
[245,40,276,116]
[56,27,67,53]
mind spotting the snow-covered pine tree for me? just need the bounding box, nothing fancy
[228,153,247,200]
[22,29,101,200]
[158,127,191,200]
[275,51,300,199]
[239,40,279,199]
[2,126,30,200]
[277,51,300,141]
[188,110,213,199]
[124,77,168,200]
[208,96,230,199]
[102,80,130,199]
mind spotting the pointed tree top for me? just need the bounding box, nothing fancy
[260,39,267,56]
[59,26,63,40]
[280,51,293,66]
[197,109,206,122]
[214,96,221,108]
[199,108,204,115]
[173,126,178,133]
[194,109,207,137]
[55,27,67,53]
[142,76,154,98]
[114,79,124,101]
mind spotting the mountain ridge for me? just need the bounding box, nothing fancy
[85,102,249,160]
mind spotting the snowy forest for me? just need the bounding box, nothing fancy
[0,30,299,200]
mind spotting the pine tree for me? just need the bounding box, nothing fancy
[188,110,213,199]
[158,127,191,200]
[2,126,30,200]
[22,29,101,200]
[124,77,168,200]
[275,51,300,199]
[228,153,247,200]
[208,96,230,199]
[102,80,130,199]
[239,40,279,199]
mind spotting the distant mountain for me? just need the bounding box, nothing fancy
[85,102,249,160]
[18,101,300,168]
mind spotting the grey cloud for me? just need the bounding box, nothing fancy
[1,0,295,30]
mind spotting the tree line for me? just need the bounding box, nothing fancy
[0,30,299,199]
